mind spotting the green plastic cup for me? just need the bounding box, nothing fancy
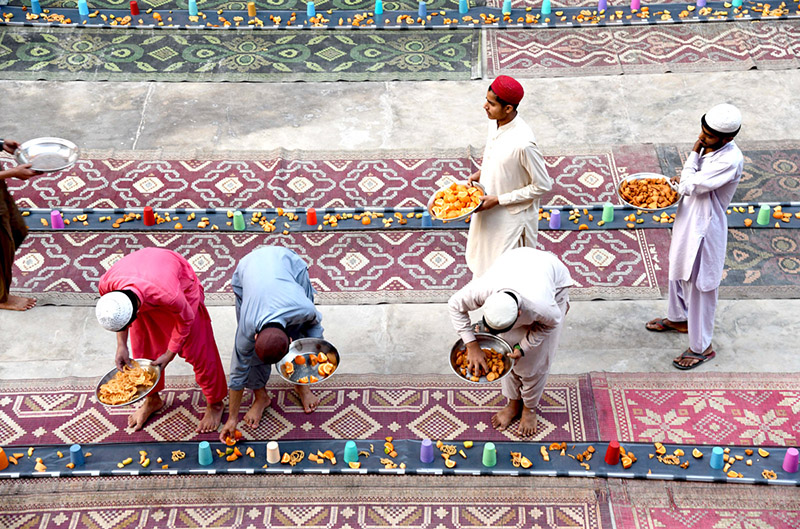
[343,440,358,464]
[602,202,615,223]
[233,211,246,231]
[482,442,497,467]
[756,204,771,226]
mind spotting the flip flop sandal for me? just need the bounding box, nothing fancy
[646,318,688,333]
[672,349,716,370]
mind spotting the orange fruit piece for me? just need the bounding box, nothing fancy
[309,375,318,383]
[361,216,371,225]
[298,376,309,384]
[294,355,306,365]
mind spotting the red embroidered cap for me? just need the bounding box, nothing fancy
[490,75,524,105]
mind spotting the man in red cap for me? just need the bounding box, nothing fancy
[466,75,552,277]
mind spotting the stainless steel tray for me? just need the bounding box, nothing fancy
[449,332,515,385]
[277,338,340,386]
[95,358,162,408]
[15,137,79,172]
[426,180,486,222]
[617,172,682,212]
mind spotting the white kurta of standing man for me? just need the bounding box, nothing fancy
[670,141,744,291]
[466,116,552,278]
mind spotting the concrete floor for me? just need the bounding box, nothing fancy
[2,67,800,381]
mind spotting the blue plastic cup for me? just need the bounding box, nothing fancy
[344,440,359,464]
[709,446,724,470]
[418,0,426,17]
[198,441,213,466]
[459,0,468,13]
[70,444,85,467]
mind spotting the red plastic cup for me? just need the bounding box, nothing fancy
[306,208,317,225]
[130,0,139,15]
[604,440,620,465]
[143,206,155,226]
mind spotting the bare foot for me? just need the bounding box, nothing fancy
[127,393,163,431]
[0,295,37,311]
[491,399,522,431]
[517,405,537,437]
[243,389,272,428]
[197,400,225,433]
[295,384,319,414]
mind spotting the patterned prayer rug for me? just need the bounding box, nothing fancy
[591,372,800,447]
[10,228,670,304]
[609,480,800,529]
[485,20,800,78]
[0,475,614,529]
[9,0,467,11]
[0,26,479,82]
[0,374,598,445]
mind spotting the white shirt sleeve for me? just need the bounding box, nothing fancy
[679,151,740,196]
[498,142,552,206]
[448,282,492,345]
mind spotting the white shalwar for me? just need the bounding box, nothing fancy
[466,116,552,278]
[668,141,743,353]
[449,247,572,409]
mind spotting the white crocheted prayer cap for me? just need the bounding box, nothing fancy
[704,103,742,134]
[483,291,518,331]
[96,291,134,332]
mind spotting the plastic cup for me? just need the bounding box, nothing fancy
[306,0,315,16]
[198,441,213,466]
[421,211,432,228]
[459,0,468,14]
[247,1,256,16]
[420,439,434,464]
[70,444,85,467]
[142,206,155,226]
[604,440,620,465]
[344,441,359,464]
[31,0,42,14]
[78,0,89,16]
[783,447,799,473]
[597,0,606,11]
[266,441,281,464]
[130,0,139,15]
[418,0,426,17]
[50,210,65,229]
[233,211,246,231]
[602,202,615,223]
[375,0,384,14]
[549,209,561,229]
[188,0,198,16]
[756,204,771,226]
[306,208,317,225]
[696,0,706,7]
[630,0,640,9]
[482,442,497,467]
[541,0,551,15]
[732,0,742,6]
[709,446,724,470]
[0,447,8,471]
[502,0,511,14]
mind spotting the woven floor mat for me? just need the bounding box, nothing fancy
[592,372,800,447]
[0,26,479,82]
[0,374,597,444]
[1,475,613,529]
[610,479,800,529]
[485,20,800,78]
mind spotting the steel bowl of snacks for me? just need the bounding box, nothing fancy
[427,181,486,222]
[617,173,682,212]
[14,137,80,173]
[449,332,515,385]
[96,358,162,408]
[277,338,340,385]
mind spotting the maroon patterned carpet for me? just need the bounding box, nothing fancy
[0,374,597,444]
[485,20,800,77]
[6,144,799,303]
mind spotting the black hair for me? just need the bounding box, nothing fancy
[701,114,740,139]
[119,290,140,328]
[488,85,519,111]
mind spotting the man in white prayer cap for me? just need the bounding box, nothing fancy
[646,103,744,369]
[448,247,572,436]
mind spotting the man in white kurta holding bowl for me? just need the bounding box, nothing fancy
[646,103,744,370]
[466,75,553,278]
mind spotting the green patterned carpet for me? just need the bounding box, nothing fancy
[0,26,479,81]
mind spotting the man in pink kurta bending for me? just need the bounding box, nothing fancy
[646,103,744,370]
[96,248,227,432]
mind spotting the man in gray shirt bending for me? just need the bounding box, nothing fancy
[219,246,324,441]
